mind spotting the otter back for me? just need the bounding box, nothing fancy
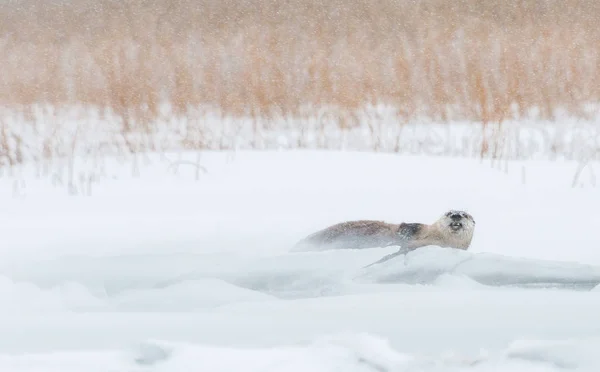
[293,220,401,251]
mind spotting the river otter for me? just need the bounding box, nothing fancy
[292,210,476,265]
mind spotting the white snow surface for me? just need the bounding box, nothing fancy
[0,150,600,371]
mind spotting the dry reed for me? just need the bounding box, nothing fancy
[1,0,600,171]
[1,0,600,120]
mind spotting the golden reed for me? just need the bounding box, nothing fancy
[1,0,599,122]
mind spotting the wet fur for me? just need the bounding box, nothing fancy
[293,220,422,251]
[293,210,475,266]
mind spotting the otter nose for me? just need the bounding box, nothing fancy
[450,213,462,220]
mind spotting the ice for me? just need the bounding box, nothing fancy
[4,244,598,309]
[0,150,599,370]
[504,338,600,370]
[112,278,276,311]
[360,247,600,290]
[130,334,414,372]
[0,276,106,313]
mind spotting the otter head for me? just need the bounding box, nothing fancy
[441,210,475,233]
[430,210,475,250]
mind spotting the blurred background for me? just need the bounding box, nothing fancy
[0,0,599,167]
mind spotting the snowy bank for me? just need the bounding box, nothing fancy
[3,245,600,312]
[0,151,598,364]
[358,246,600,290]
[2,333,600,372]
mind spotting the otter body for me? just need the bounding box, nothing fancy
[292,220,428,251]
[293,210,476,263]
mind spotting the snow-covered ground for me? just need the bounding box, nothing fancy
[0,150,599,371]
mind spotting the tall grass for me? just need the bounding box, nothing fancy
[1,0,600,173]
[2,0,600,120]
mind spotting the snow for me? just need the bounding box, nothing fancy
[0,150,599,371]
[2,334,600,371]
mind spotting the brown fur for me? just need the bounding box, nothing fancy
[292,210,475,253]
